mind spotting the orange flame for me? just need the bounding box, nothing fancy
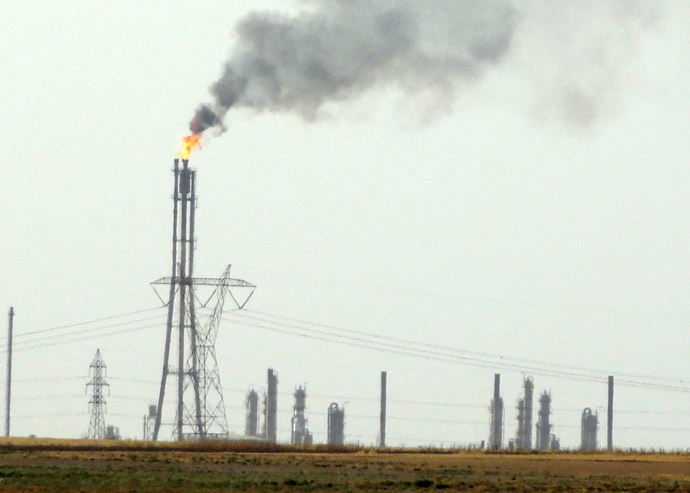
[180,134,202,160]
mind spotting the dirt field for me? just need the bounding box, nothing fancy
[0,438,687,491]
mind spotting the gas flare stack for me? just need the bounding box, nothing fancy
[151,157,256,441]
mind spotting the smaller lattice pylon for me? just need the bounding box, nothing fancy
[86,349,110,440]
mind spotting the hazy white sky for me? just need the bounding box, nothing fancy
[1,1,688,449]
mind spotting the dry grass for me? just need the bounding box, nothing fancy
[0,438,687,491]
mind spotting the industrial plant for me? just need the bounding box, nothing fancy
[1,155,646,451]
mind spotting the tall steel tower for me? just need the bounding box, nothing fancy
[151,158,255,441]
[86,349,109,440]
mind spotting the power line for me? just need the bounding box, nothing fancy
[13,413,88,419]
[5,305,685,392]
[9,394,84,401]
[220,387,687,415]
[13,376,86,383]
[14,307,164,338]
[222,314,690,393]
[109,377,160,385]
[223,316,605,383]
[9,314,166,349]
[240,309,686,386]
[8,388,686,417]
[10,407,690,433]
[2,322,163,354]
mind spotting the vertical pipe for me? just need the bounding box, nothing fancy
[188,169,203,438]
[177,159,189,441]
[379,371,387,447]
[607,375,614,451]
[5,307,14,437]
[154,159,180,441]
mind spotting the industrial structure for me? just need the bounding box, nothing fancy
[1,142,652,449]
[515,377,534,449]
[581,407,598,451]
[263,368,278,442]
[86,349,109,440]
[150,158,255,441]
[379,371,387,448]
[245,389,259,437]
[290,386,313,445]
[550,434,561,451]
[105,425,121,440]
[535,390,561,451]
[142,405,157,441]
[488,373,503,449]
[327,402,345,445]
[536,391,551,451]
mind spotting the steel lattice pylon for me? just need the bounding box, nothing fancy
[150,158,255,441]
[194,266,242,439]
[86,349,109,440]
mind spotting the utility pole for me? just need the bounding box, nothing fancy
[607,375,614,451]
[379,371,387,447]
[5,307,14,437]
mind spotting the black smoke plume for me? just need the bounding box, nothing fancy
[189,0,516,134]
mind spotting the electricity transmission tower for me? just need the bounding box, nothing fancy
[151,158,255,441]
[86,348,109,440]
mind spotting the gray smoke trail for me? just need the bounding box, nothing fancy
[512,0,664,128]
[190,0,516,133]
